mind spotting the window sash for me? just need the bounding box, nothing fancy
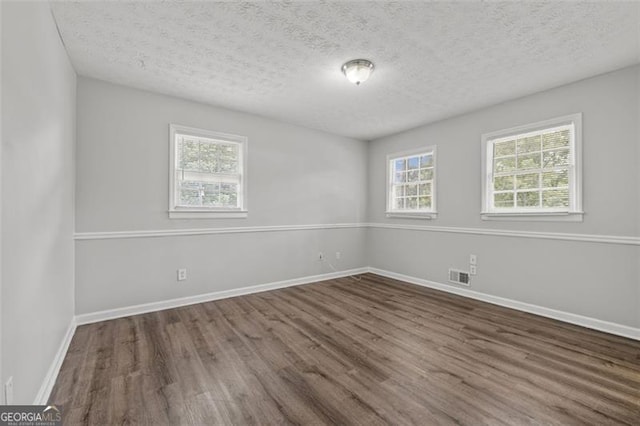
[169,124,247,214]
[174,136,243,209]
[483,118,580,215]
[387,148,436,214]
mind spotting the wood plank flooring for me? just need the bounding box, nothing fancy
[50,273,640,425]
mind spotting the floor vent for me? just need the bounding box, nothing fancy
[449,269,470,286]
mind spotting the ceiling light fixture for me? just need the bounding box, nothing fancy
[341,59,374,85]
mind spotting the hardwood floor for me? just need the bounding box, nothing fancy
[50,273,640,425]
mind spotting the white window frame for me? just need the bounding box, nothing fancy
[386,146,438,219]
[481,113,583,222]
[169,124,248,219]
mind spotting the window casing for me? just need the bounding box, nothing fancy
[169,124,248,219]
[386,147,437,219]
[481,114,582,221]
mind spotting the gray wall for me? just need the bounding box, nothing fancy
[0,0,4,402]
[637,68,640,331]
[367,66,640,328]
[77,68,640,330]
[75,78,368,314]
[2,1,76,403]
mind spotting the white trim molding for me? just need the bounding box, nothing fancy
[74,222,640,245]
[367,222,640,246]
[75,267,368,325]
[386,212,438,220]
[480,211,584,222]
[74,223,366,240]
[368,268,640,341]
[74,266,640,339]
[33,318,77,405]
[169,210,248,219]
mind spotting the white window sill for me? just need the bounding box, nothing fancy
[169,210,248,219]
[386,211,438,220]
[481,211,583,222]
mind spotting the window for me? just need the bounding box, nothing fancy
[481,113,582,221]
[169,124,247,219]
[386,147,437,219]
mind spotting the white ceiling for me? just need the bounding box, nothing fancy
[51,1,640,140]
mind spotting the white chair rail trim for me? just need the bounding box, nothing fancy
[74,222,640,245]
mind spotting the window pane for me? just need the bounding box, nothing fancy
[407,156,420,170]
[180,190,201,206]
[420,154,433,167]
[394,172,406,183]
[395,159,406,171]
[178,139,200,171]
[219,183,238,207]
[418,183,431,196]
[420,168,433,181]
[179,181,202,206]
[406,184,418,196]
[517,135,541,154]
[407,170,419,182]
[494,140,515,157]
[494,192,514,208]
[542,170,569,188]
[219,144,238,173]
[202,183,220,206]
[198,143,218,173]
[493,175,513,191]
[516,191,540,207]
[543,129,570,150]
[394,197,405,210]
[494,157,516,173]
[516,153,541,170]
[516,173,540,190]
[542,148,570,168]
[393,185,405,197]
[542,189,569,208]
[419,196,431,209]
[407,197,418,209]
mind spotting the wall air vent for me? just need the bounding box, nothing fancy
[449,269,470,286]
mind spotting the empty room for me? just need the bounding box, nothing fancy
[2,0,640,424]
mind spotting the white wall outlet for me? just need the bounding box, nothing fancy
[470,254,477,265]
[318,252,324,261]
[5,376,14,405]
[177,268,187,281]
[335,251,341,260]
[470,265,477,275]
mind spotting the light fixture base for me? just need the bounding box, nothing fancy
[341,59,374,85]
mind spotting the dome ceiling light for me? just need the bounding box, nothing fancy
[341,59,375,85]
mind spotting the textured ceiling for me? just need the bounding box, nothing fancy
[51,1,640,140]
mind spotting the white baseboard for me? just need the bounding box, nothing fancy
[33,318,77,405]
[76,265,640,339]
[368,267,640,341]
[75,267,368,325]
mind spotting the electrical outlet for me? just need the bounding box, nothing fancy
[470,254,477,265]
[318,252,324,261]
[470,265,477,275]
[5,377,13,405]
[335,251,341,260]
[177,268,187,281]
